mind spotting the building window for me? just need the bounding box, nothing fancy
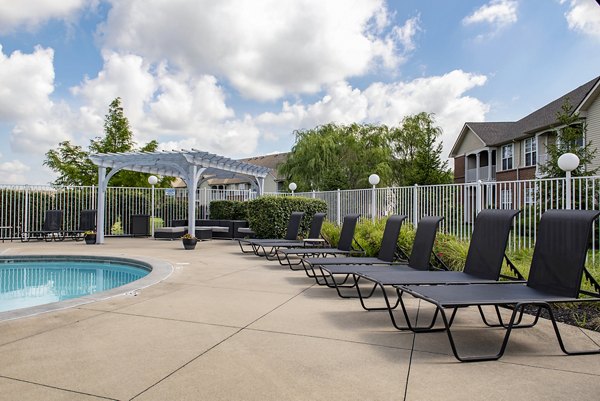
[501,144,513,170]
[524,138,537,167]
[524,187,536,205]
[501,189,512,209]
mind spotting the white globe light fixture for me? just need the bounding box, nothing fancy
[148,175,158,236]
[289,182,297,195]
[368,174,380,186]
[557,153,580,172]
[148,175,158,185]
[558,153,579,210]
[368,174,380,222]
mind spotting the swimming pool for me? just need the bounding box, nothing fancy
[0,256,151,313]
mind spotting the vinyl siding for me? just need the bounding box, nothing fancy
[455,129,486,155]
[586,95,600,172]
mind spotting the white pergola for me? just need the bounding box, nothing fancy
[89,149,271,244]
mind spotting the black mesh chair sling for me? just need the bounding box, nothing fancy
[21,210,64,242]
[353,209,522,331]
[400,209,600,362]
[251,213,326,259]
[66,209,97,240]
[304,215,407,269]
[318,216,445,296]
[276,214,362,271]
[238,211,305,254]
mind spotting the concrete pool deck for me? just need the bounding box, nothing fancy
[0,238,599,400]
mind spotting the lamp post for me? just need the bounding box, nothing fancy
[557,153,579,210]
[289,182,297,196]
[148,175,158,236]
[368,174,380,222]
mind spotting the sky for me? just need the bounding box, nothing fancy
[0,0,599,185]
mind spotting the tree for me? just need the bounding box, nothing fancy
[44,97,173,187]
[538,98,598,177]
[278,123,394,191]
[390,112,452,186]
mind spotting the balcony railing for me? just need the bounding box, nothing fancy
[466,166,496,182]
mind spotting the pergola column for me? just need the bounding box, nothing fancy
[96,166,106,244]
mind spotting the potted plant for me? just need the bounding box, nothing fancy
[84,230,96,245]
[181,233,198,250]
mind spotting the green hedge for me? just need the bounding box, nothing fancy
[209,200,248,220]
[246,196,327,238]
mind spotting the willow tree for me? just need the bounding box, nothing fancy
[278,123,394,191]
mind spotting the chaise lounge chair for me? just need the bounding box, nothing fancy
[251,213,327,259]
[21,210,65,242]
[302,214,408,284]
[399,209,600,362]
[352,209,522,330]
[65,209,97,241]
[275,214,363,271]
[317,216,445,296]
[237,211,305,254]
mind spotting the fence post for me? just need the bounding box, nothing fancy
[413,184,418,226]
[312,190,315,199]
[23,185,29,241]
[476,180,483,214]
[336,189,341,226]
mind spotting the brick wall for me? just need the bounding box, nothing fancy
[495,166,536,182]
[454,156,465,182]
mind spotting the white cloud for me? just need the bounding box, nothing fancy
[463,0,518,28]
[255,70,489,159]
[0,0,91,34]
[0,45,55,121]
[0,45,74,153]
[70,52,260,156]
[99,0,414,100]
[562,0,600,40]
[0,158,30,184]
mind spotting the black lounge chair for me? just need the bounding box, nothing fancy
[251,213,327,259]
[303,214,408,283]
[399,209,600,362]
[352,209,522,330]
[21,210,65,242]
[65,209,97,241]
[238,211,305,254]
[275,214,363,271]
[318,216,445,296]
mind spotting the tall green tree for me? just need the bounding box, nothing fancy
[278,123,393,191]
[390,112,452,186]
[44,97,172,187]
[539,98,598,177]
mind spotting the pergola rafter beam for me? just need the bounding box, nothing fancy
[89,149,271,243]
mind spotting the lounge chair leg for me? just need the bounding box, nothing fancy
[357,281,395,311]
[542,303,600,356]
[396,294,443,332]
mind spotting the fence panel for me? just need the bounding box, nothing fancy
[2,176,599,250]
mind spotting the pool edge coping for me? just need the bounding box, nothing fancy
[0,254,173,322]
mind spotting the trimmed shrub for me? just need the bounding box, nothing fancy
[209,200,248,220]
[246,196,327,238]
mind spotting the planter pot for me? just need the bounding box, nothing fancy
[182,238,197,250]
[84,234,96,245]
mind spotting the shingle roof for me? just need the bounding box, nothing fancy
[464,122,519,146]
[465,76,600,147]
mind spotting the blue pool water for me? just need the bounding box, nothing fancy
[0,259,149,313]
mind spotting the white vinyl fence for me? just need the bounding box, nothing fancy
[1,176,598,253]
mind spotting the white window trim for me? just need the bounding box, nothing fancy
[501,144,513,171]
[523,137,537,167]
